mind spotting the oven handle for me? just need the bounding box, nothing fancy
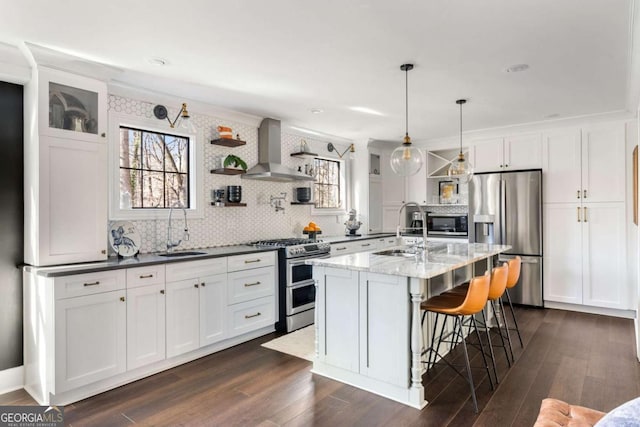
[289,279,316,290]
[288,254,331,266]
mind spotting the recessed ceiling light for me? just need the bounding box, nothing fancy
[349,106,384,116]
[504,63,529,73]
[147,57,168,66]
[544,113,560,119]
[310,108,324,114]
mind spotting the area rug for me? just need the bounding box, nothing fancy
[261,325,315,361]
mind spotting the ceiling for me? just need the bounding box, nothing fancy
[0,0,638,143]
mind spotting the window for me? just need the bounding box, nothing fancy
[119,126,189,209]
[313,157,342,209]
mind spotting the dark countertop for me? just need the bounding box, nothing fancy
[24,245,277,277]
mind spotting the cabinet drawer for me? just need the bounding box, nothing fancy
[357,240,377,251]
[228,266,275,305]
[227,251,276,272]
[55,270,125,299]
[165,257,227,282]
[126,265,165,288]
[227,296,275,338]
[331,243,355,255]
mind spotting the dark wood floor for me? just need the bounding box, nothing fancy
[3,307,639,426]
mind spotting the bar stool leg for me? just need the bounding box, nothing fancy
[430,314,448,369]
[471,316,494,390]
[490,300,512,367]
[457,316,479,413]
[480,310,499,384]
[504,289,524,348]
[498,297,515,362]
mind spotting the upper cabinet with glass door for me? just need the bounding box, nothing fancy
[38,67,107,143]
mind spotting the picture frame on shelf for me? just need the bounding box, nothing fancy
[439,181,458,204]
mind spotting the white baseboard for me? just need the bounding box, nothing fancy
[544,301,636,319]
[0,366,24,395]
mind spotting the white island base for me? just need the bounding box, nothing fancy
[309,243,511,409]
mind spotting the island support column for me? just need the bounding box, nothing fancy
[409,277,427,408]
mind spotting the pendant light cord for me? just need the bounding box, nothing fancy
[459,101,463,154]
[405,68,409,138]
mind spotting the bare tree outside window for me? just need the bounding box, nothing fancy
[314,158,341,208]
[119,126,189,208]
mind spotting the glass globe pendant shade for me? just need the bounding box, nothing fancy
[448,152,473,183]
[390,140,423,176]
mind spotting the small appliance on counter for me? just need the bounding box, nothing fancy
[344,209,362,236]
[409,211,424,234]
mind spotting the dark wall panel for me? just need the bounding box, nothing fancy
[0,81,24,369]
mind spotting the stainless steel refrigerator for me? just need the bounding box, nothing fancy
[469,169,543,307]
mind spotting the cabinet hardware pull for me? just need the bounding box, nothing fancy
[577,190,580,199]
[361,243,371,247]
[101,132,106,138]
[84,281,100,287]
[244,281,261,287]
[245,312,261,319]
[583,206,588,222]
[101,249,106,254]
[505,164,509,168]
[577,207,581,222]
[120,296,125,302]
[583,189,587,199]
[244,259,261,264]
[139,274,154,279]
[194,284,199,288]
[336,247,347,251]
[201,282,205,287]
[160,290,165,294]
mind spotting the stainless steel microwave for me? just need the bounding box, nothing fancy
[426,213,468,237]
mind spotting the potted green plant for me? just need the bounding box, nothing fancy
[223,154,248,171]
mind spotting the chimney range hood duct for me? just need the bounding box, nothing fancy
[242,118,315,182]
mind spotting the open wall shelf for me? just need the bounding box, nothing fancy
[211,138,246,147]
[210,168,245,175]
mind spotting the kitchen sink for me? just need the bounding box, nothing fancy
[158,251,207,257]
[373,249,420,257]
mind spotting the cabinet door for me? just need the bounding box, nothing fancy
[39,67,107,142]
[582,203,628,309]
[127,284,166,370]
[380,150,407,204]
[543,203,583,304]
[200,274,227,347]
[505,133,542,170]
[581,124,626,203]
[37,136,107,266]
[471,138,504,173]
[382,204,402,233]
[542,129,582,203]
[369,176,382,233]
[359,273,409,386]
[166,279,200,358]
[54,291,126,393]
[226,296,275,338]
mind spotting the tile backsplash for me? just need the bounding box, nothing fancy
[108,95,349,253]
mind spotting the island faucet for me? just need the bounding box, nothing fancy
[167,202,189,252]
[397,202,428,246]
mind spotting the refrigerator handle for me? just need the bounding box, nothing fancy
[500,179,507,244]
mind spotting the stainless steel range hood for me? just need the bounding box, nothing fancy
[242,118,314,182]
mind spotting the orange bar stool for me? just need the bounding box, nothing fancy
[503,256,524,348]
[420,272,491,413]
[446,262,514,368]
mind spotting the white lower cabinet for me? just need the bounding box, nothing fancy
[127,283,166,370]
[55,289,126,393]
[166,279,204,358]
[330,237,393,256]
[544,202,628,310]
[199,273,227,347]
[227,296,275,338]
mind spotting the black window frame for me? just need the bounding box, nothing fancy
[313,157,342,209]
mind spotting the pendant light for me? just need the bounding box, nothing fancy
[390,64,423,176]
[448,99,473,183]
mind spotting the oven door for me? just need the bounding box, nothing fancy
[286,254,330,286]
[286,280,316,315]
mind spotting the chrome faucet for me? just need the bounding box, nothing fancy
[397,202,428,246]
[167,203,189,252]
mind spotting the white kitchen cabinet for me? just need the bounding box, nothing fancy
[24,66,109,266]
[330,239,381,256]
[472,134,542,173]
[55,290,126,393]
[227,296,275,339]
[406,150,427,205]
[166,279,200,358]
[199,273,227,347]
[543,124,626,203]
[227,266,275,305]
[544,202,628,309]
[383,205,402,233]
[380,150,407,204]
[369,175,383,233]
[126,283,166,370]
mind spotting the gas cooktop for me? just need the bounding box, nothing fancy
[252,238,330,258]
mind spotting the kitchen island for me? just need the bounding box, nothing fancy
[307,241,511,409]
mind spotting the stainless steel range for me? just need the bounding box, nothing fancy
[252,238,330,332]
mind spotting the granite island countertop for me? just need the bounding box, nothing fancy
[307,241,511,279]
[24,245,277,277]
